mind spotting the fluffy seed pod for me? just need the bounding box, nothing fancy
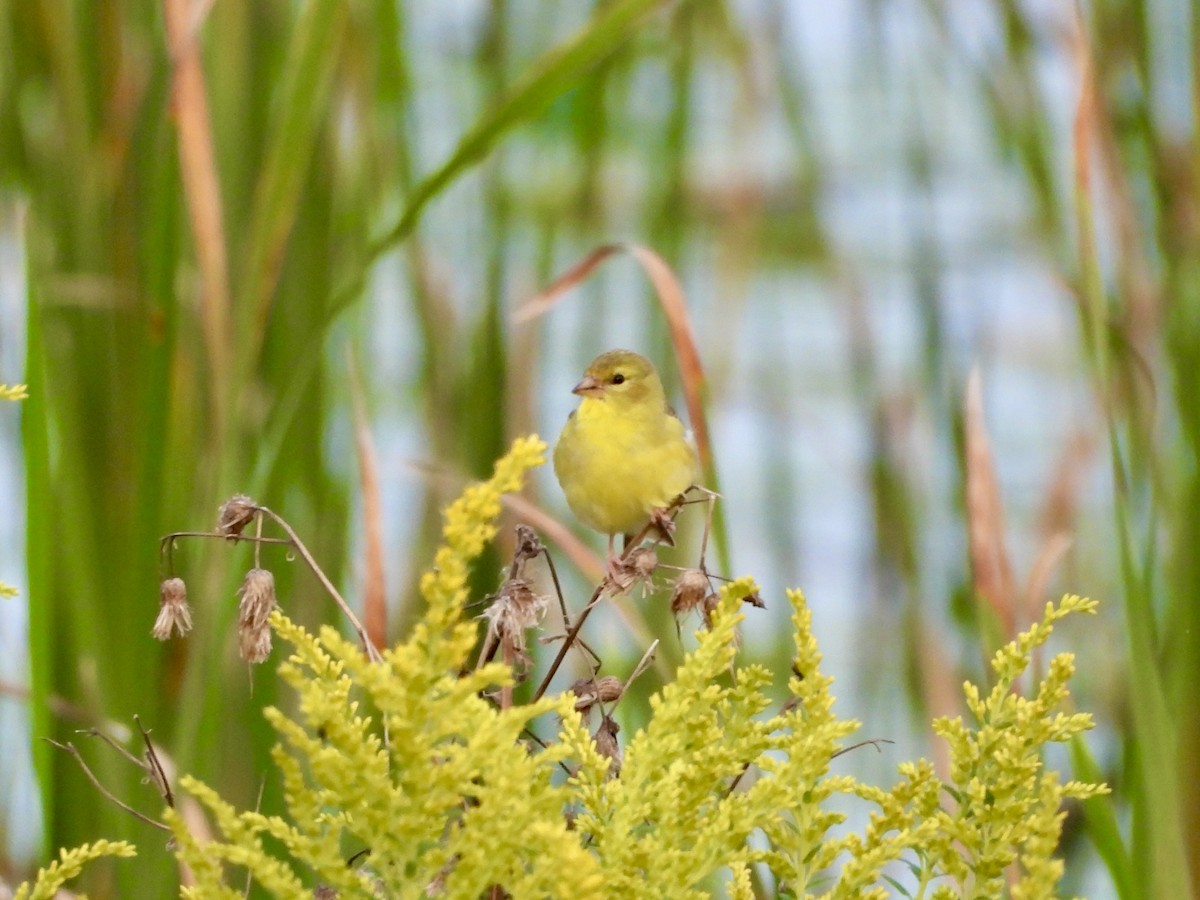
[481,577,547,655]
[237,568,277,663]
[217,494,257,538]
[608,546,659,594]
[152,577,192,640]
[670,567,710,615]
[630,547,658,580]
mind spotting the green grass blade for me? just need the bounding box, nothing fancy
[363,0,675,267]
[1070,736,1136,899]
[240,0,349,345]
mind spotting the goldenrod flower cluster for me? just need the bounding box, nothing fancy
[171,435,604,898]
[27,436,1103,897]
[8,840,136,900]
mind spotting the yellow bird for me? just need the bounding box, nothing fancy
[553,349,699,567]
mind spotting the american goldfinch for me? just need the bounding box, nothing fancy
[553,349,699,565]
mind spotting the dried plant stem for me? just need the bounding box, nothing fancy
[161,0,231,424]
[500,643,515,710]
[603,640,658,717]
[254,506,382,663]
[531,493,689,702]
[44,739,172,833]
[532,583,609,703]
[136,715,176,809]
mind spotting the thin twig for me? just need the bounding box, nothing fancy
[136,716,175,808]
[831,738,894,760]
[541,548,570,627]
[500,643,515,710]
[254,506,383,663]
[44,739,172,833]
[534,546,603,669]
[159,531,292,577]
[531,490,692,702]
[244,777,268,898]
[78,729,145,770]
[606,640,658,716]
[253,509,263,569]
[531,584,605,704]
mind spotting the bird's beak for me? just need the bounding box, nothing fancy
[571,374,605,398]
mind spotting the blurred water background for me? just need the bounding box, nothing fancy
[2,0,1197,895]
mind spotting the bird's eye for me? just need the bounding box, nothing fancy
[611,373,625,385]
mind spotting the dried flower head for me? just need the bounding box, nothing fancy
[153,577,192,640]
[742,588,765,609]
[571,675,624,714]
[608,546,659,595]
[217,494,257,538]
[237,568,277,663]
[670,567,711,615]
[647,505,678,546]
[481,577,547,655]
[593,715,622,779]
[512,524,544,564]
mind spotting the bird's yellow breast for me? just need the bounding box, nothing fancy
[553,395,698,536]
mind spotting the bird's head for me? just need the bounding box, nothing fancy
[571,349,664,411]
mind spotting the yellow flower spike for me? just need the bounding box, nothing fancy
[11,840,136,900]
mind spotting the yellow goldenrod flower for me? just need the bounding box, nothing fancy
[11,840,136,900]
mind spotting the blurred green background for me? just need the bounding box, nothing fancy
[0,0,1197,896]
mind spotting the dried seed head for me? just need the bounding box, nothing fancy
[593,715,622,779]
[630,547,658,579]
[593,674,623,703]
[571,675,624,713]
[217,494,257,538]
[312,887,339,899]
[701,592,721,629]
[743,589,766,609]
[607,546,659,594]
[481,577,547,654]
[153,577,192,640]
[670,568,710,615]
[512,524,544,564]
[237,568,277,663]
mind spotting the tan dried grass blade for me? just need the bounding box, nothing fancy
[964,367,1015,638]
[162,0,230,413]
[916,614,959,780]
[349,353,387,648]
[513,242,711,469]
